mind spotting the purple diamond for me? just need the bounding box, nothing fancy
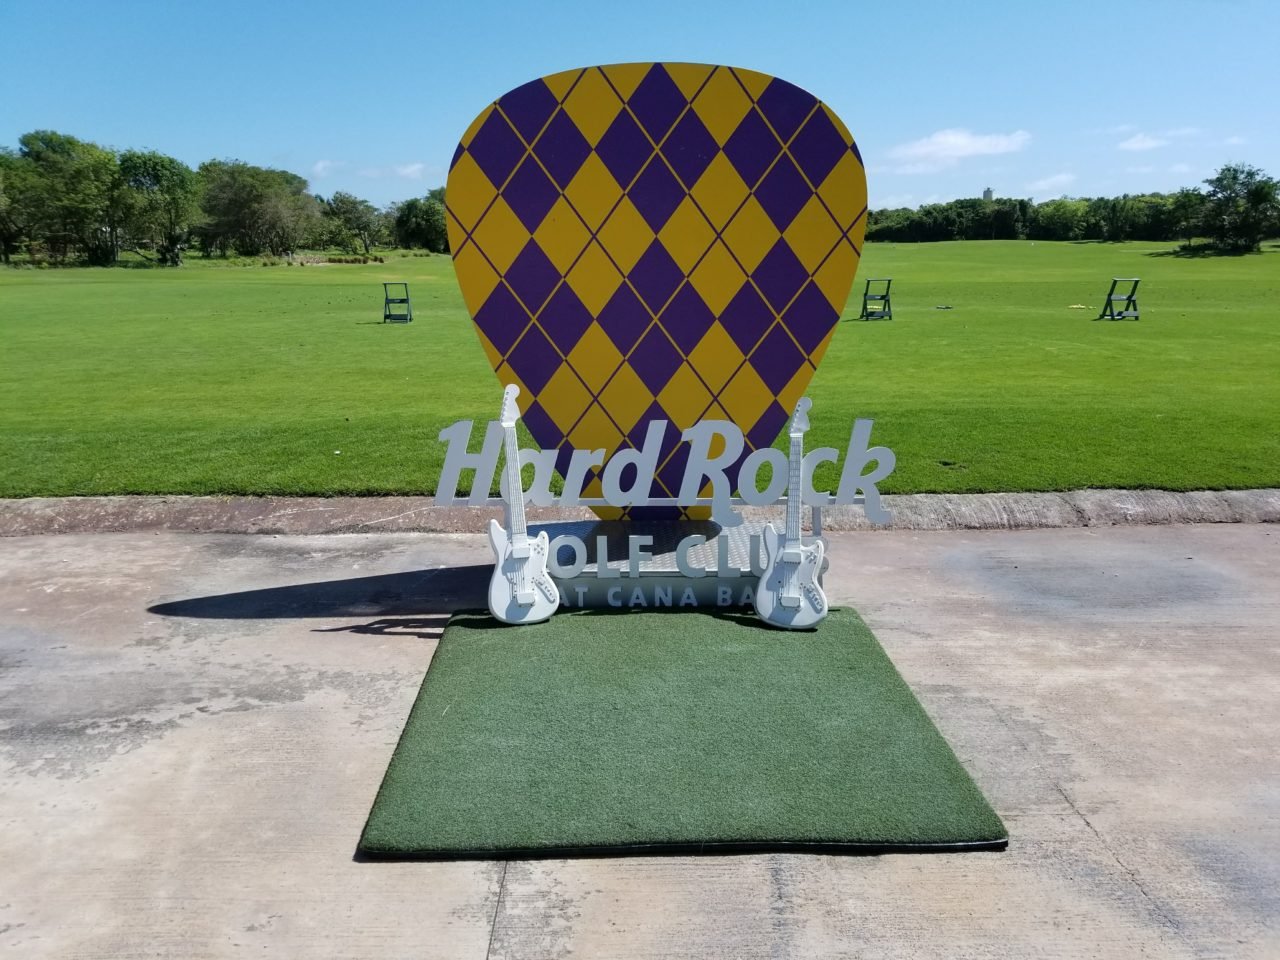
[539,284,594,353]
[521,398,559,445]
[597,284,651,354]
[466,111,526,189]
[628,241,684,313]
[450,143,464,170]
[505,325,561,394]
[596,112,653,189]
[850,140,862,165]
[788,108,847,188]
[531,110,591,190]
[754,153,811,231]
[748,325,805,394]
[661,110,718,189]
[627,160,684,232]
[656,437,692,494]
[554,445,574,479]
[755,78,816,144]
[780,281,838,354]
[499,79,559,144]
[627,64,687,142]
[754,238,809,312]
[720,283,776,353]
[473,283,532,355]
[723,109,782,189]
[504,241,560,315]
[628,326,683,393]
[747,400,791,448]
[657,284,715,355]
[503,157,559,232]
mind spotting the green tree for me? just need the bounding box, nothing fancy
[1200,163,1278,252]
[196,160,320,257]
[394,194,448,252]
[119,150,198,265]
[18,130,126,264]
[324,191,380,253]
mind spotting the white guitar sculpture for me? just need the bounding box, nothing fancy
[755,397,829,630]
[487,384,560,625]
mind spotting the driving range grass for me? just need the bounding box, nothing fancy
[1,240,1277,498]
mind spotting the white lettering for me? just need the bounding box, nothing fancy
[596,536,620,578]
[836,419,896,524]
[607,586,622,607]
[548,534,587,578]
[679,420,745,526]
[602,421,666,505]
[716,535,740,578]
[717,585,733,606]
[738,447,788,505]
[627,535,653,578]
[437,420,503,505]
[574,585,588,607]
[629,586,647,607]
[654,584,672,607]
[676,535,707,578]
[680,586,698,607]
[513,447,559,506]
[560,447,605,506]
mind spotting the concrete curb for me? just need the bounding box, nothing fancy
[2,489,1278,537]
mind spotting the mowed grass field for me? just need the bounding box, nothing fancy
[1,240,1277,498]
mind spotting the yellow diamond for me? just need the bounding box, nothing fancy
[542,69,582,103]
[783,194,843,273]
[808,326,836,366]
[730,68,771,101]
[533,197,591,274]
[600,63,650,101]
[721,196,780,273]
[817,151,868,231]
[445,152,499,231]
[567,322,623,393]
[563,153,624,231]
[690,152,749,230]
[562,68,625,146]
[599,362,653,433]
[569,401,623,456]
[658,197,715,274]
[691,67,753,146]
[657,362,714,429]
[538,364,593,433]
[813,238,860,314]
[470,197,529,273]
[688,240,746,316]
[721,362,775,435]
[565,241,624,315]
[664,63,713,101]
[597,198,654,273]
[822,103,854,147]
[450,241,500,316]
[688,322,745,394]
[459,105,494,148]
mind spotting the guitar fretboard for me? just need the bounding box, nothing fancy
[503,425,526,536]
[786,432,803,543]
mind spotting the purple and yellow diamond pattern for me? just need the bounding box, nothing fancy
[446,62,868,520]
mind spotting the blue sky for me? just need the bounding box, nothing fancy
[2,0,1274,209]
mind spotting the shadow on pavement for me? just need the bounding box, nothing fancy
[148,565,489,620]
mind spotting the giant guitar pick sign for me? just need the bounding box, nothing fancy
[446,63,867,521]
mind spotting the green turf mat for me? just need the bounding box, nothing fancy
[358,608,1006,859]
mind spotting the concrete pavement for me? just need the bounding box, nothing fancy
[1,524,1277,958]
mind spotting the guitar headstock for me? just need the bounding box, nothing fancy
[789,397,812,437]
[498,384,521,428]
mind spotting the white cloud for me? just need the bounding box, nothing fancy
[1027,172,1076,193]
[1161,127,1201,138]
[311,159,343,178]
[395,162,427,179]
[1118,133,1168,151]
[885,128,1031,173]
[1224,135,1248,146]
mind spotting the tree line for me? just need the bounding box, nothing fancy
[0,130,449,264]
[867,163,1278,252]
[2,129,1276,265]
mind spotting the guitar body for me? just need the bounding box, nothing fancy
[487,519,559,625]
[756,523,828,629]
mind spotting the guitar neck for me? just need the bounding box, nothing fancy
[786,433,802,543]
[503,424,526,537]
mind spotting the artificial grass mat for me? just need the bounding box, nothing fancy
[358,608,1006,859]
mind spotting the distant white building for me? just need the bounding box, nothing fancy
[982,186,994,202]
